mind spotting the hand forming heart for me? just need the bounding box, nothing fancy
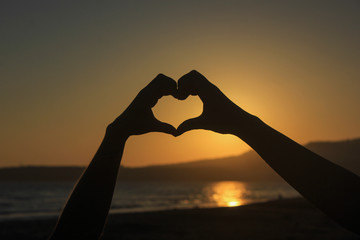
[108,70,249,139]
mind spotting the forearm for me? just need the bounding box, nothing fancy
[50,129,127,240]
[232,113,360,234]
[49,74,177,239]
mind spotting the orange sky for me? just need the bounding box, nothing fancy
[1,1,359,167]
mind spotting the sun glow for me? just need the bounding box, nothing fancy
[208,181,246,207]
[227,201,240,207]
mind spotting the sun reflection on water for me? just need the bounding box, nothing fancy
[206,181,247,207]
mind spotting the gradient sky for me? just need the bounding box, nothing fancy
[1,1,359,167]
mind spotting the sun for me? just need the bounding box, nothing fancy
[227,201,240,207]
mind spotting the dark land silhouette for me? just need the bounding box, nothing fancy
[1,138,359,182]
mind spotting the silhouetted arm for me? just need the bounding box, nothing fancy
[49,74,177,240]
[176,70,360,235]
[49,133,126,240]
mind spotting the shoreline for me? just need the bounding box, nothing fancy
[0,197,358,240]
[0,195,288,223]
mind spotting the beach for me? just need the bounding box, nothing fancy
[0,197,357,240]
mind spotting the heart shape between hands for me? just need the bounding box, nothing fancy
[144,70,223,137]
[152,95,202,130]
[117,70,232,138]
[145,70,213,137]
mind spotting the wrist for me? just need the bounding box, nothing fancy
[97,135,127,157]
[93,124,129,157]
[105,121,131,140]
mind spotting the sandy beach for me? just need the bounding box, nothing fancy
[0,197,358,240]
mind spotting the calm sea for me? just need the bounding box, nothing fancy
[0,181,299,221]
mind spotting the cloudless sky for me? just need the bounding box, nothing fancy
[1,0,359,167]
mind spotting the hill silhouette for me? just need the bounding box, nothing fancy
[0,138,359,182]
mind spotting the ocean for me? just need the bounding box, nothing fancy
[0,181,299,221]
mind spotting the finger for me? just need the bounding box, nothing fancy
[132,74,177,111]
[175,116,204,137]
[177,70,217,101]
[152,120,177,136]
[145,74,177,103]
[136,74,177,107]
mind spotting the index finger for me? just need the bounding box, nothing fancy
[138,73,177,107]
[147,73,177,98]
[176,70,219,102]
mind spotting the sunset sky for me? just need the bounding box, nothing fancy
[1,1,359,167]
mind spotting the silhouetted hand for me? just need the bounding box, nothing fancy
[108,74,177,139]
[176,70,250,136]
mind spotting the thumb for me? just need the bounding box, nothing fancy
[153,120,177,136]
[175,116,204,137]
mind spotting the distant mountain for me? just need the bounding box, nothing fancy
[306,138,360,173]
[0,166,84,182]
[0,138,359,182]
[117,138,360,182]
